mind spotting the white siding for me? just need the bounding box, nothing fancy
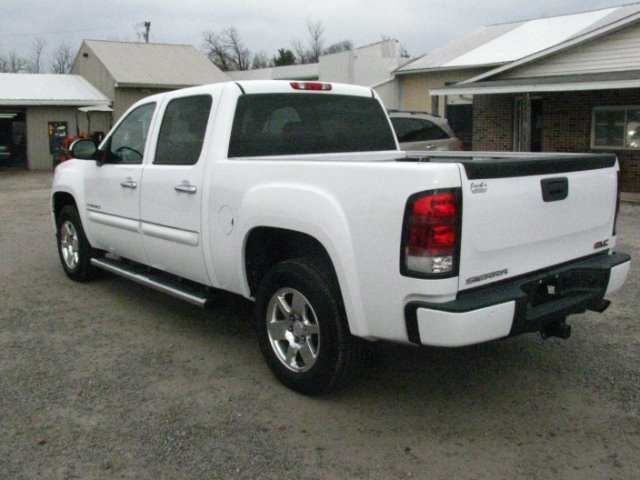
[505,23,640,79]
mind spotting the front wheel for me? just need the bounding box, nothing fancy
[254,257,362,395]
[56,205,99,281]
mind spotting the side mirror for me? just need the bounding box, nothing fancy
[70,139,97,160]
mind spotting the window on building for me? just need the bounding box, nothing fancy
[592,106,640,150]
[155,95,213,165]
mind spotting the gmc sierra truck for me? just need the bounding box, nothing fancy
[52,80,630,394]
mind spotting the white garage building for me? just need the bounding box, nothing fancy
[0,73,111,170]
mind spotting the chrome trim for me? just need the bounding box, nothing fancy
[91,258,210,307]
[120,178,138,189]
[174,181,197,194]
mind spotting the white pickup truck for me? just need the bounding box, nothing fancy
[52,80,630,394]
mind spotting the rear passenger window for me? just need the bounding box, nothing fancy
[154,95,212,165]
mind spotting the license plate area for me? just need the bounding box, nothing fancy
[520,268,609,321]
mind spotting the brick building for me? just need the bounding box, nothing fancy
[433,7,640,194]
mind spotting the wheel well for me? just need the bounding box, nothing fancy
[52,192,77,226]
[245,227,335,296]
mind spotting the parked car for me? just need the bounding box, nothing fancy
[388,110,462,151]
[0,144,10,161]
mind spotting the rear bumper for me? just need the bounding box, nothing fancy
[405,252,630,347]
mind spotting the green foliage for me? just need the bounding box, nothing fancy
[272,48,296,67]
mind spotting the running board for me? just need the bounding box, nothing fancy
[91,257,216,308]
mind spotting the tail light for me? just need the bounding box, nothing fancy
[401,189,461,277]
[613,170,621,236]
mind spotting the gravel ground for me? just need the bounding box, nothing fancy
[1,170,638,480]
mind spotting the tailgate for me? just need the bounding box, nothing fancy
[456,154,619,291]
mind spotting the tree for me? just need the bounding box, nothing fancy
[0,51,28,73]
[291,18,326,64]
[251,51,270,69]
[27,37,46,73]
[324,40,353,55]
[202,27,251,71]
[272,48,296,67]
[291,38,310,64]
[305,18,325,63]
[50,43,73,74]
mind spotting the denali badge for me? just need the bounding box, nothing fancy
[470,181,488,194]
[594,239,609,249]
[466,268,509,285]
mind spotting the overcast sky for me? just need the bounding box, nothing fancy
[0,0,635,68]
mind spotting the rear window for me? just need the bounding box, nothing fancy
[228,93,396,157]
[391,117,450,142]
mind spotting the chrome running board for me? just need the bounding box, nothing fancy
[91,257,215,308]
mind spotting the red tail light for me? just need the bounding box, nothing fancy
[290,82,332,91]
[613,170,621,235]
[401,189,461,277]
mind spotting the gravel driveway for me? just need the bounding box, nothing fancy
[1,170,638,479]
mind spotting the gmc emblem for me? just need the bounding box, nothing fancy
[594,239,609,250]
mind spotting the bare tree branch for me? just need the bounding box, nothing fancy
[202,27,251,71]
[306,18,325,63]
[251,51,270,69]
[0,51,28,73]
[50,43,73,74]
[27,37,46,73]
[291,38,309,64]
[203,30,231,71]
[290,18,328,64]
[225,27,251,71]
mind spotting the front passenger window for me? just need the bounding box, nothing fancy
[103,102,156,164]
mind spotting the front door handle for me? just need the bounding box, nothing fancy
[120,178,137,189]
[175,181,197,194]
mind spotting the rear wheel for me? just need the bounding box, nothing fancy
[56,205,99,281]
[254,257,362,395]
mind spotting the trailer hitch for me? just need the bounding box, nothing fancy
[540,318,571,340]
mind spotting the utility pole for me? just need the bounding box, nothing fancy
[143,21,151,43]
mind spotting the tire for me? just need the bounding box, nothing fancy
[56,205,99,282]
[254,257,363,395]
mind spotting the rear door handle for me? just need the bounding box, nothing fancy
[120,178,137,189]
[175,181,197,194]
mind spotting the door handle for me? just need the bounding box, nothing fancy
[120,178,137,189]
[174,181,197,194]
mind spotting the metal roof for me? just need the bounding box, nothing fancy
[431,70,640,95]
[396,4,640,74]
[0,73,111,106]
[79,40,229,88]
